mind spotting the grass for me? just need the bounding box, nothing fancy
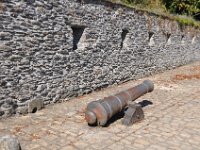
[174,15,200,28]
[107,0,200,28]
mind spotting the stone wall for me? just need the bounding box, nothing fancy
[0,0,200,118]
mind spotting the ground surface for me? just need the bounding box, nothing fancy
[0,62,200,150]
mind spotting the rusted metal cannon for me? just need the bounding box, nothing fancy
[85,80,154,126]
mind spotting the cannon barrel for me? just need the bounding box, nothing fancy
[85,80,154,126]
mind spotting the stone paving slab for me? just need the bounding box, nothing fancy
[0,62,200,150]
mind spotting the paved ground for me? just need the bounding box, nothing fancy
[0,62,200,150]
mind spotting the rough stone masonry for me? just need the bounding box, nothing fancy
[0,0,200,118]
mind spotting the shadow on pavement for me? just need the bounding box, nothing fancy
[103,99,153,127]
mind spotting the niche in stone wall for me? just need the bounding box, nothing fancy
[148,31,155,46]
[71,26,85,50]
[165,33,171,46]
[181,35,185,45]
[192,36,196,44]
[121,29,129,48]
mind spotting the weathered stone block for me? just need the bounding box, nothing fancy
[0,135,21,150]
[0,102,14,117]
[28,99,43,113]
[16,106,28,115]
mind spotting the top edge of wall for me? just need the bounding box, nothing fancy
[83,0,200,29]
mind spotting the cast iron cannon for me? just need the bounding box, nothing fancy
[85,80,154,126]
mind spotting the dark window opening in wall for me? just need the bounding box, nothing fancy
[148,31,155,46]
[181,35,184,43]
[71,26,85,50]
[148,31,154,42]
[192,36,196,44]
[181,35,184,40]
[121,29,129,48]
[166,33,171,43]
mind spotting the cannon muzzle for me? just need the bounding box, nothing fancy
[85,80,154,126]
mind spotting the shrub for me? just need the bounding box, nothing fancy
[163,0,200,20]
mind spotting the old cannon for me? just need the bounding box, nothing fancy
[85,80,154,126]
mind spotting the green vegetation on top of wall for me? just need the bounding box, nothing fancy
[108,0,200,28]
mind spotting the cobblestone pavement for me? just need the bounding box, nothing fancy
[0,62,200,150]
